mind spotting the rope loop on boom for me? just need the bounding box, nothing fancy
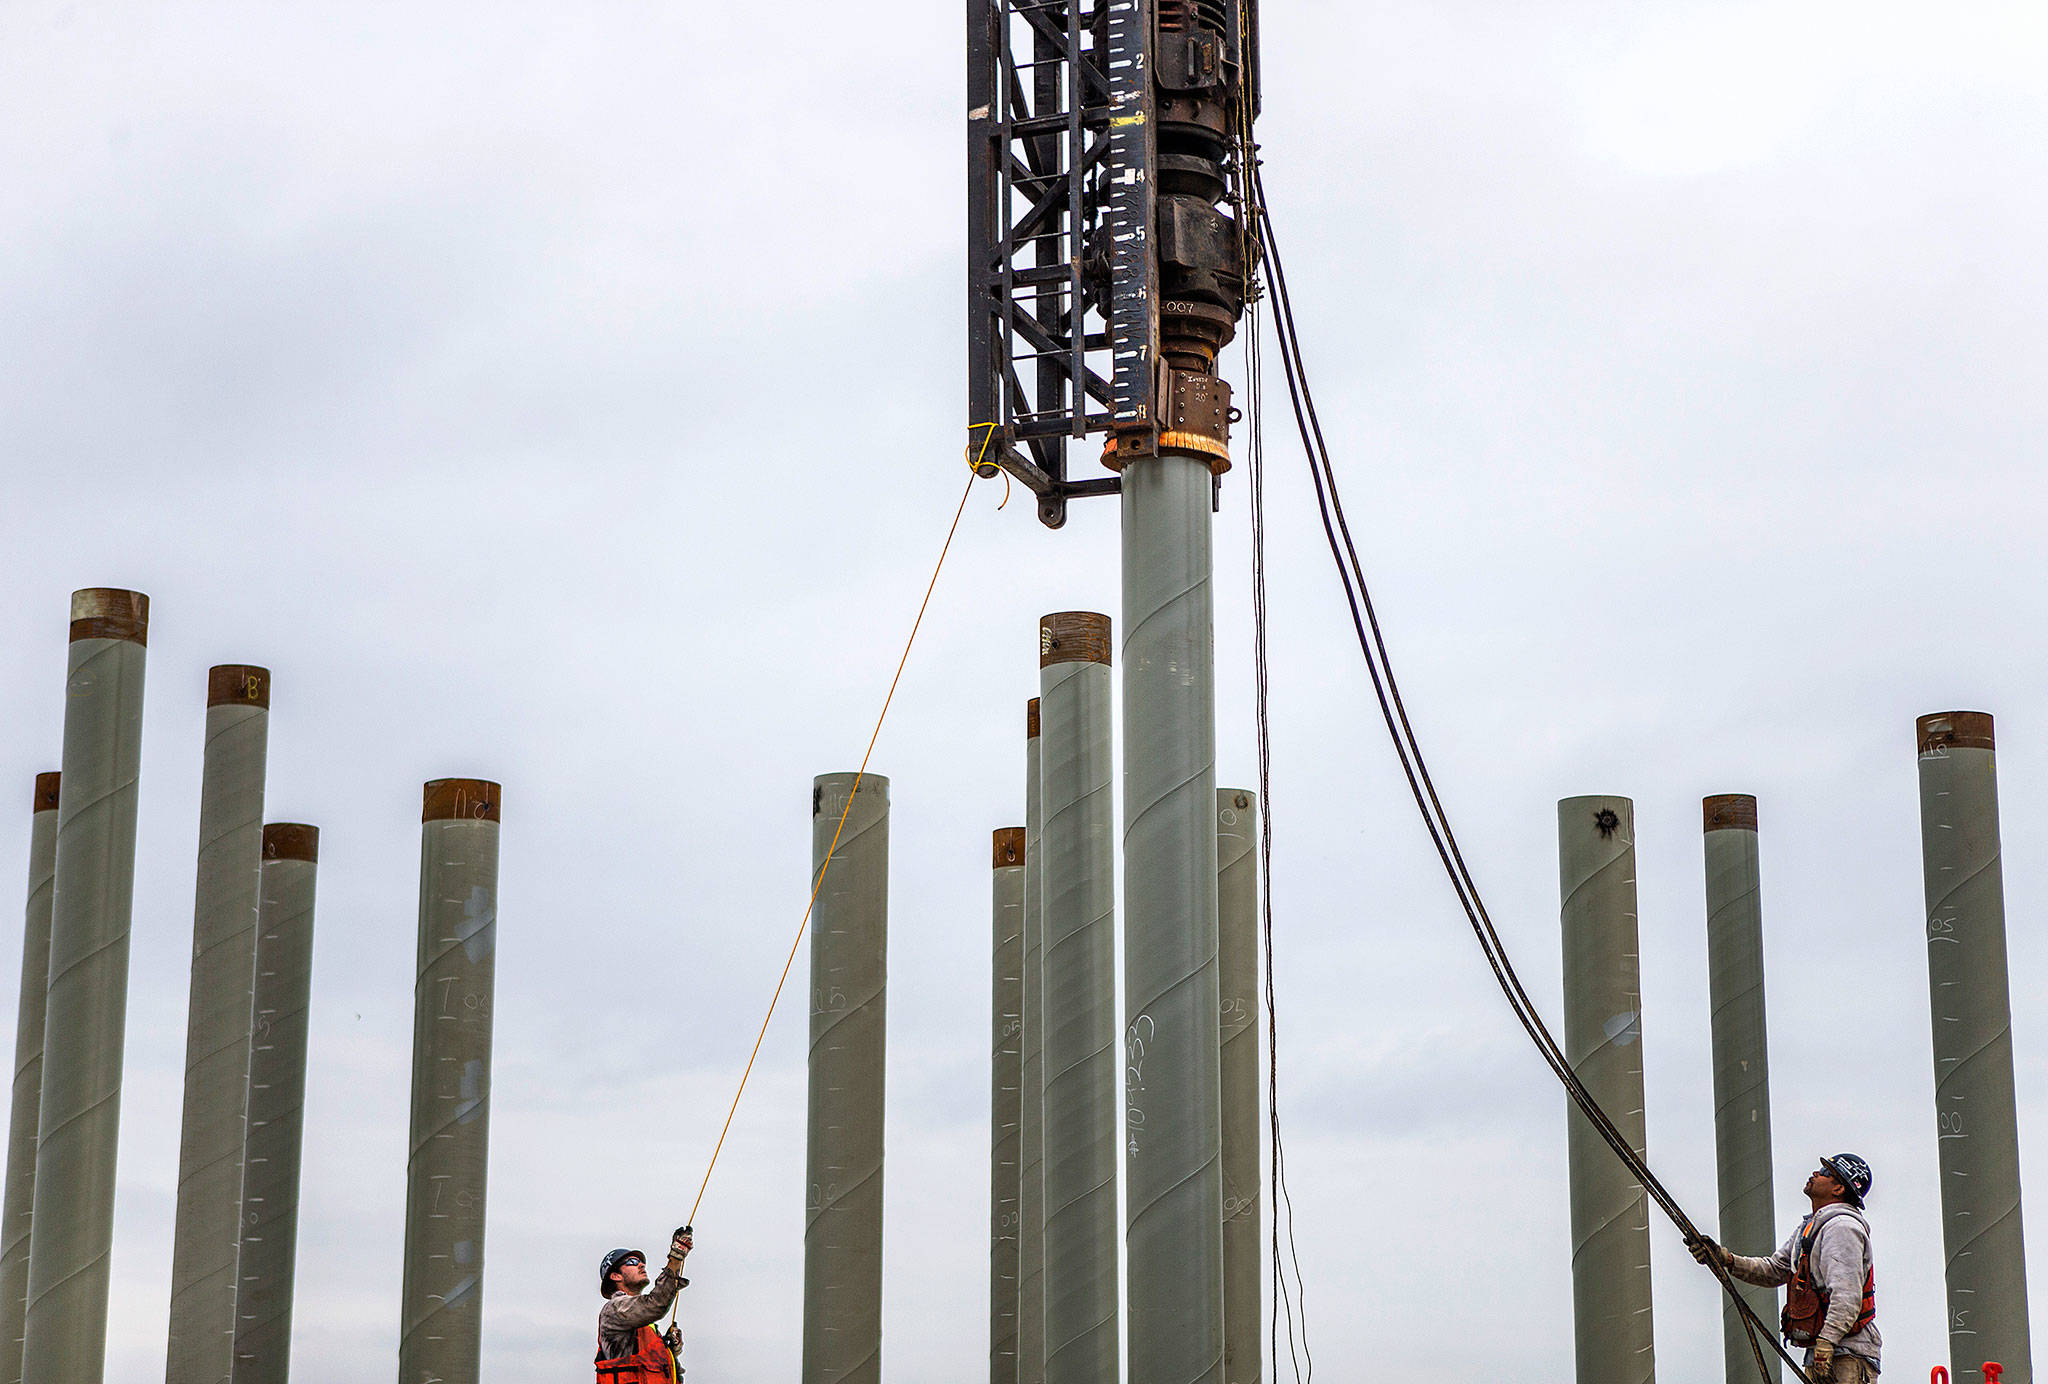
[967,421,1010,507]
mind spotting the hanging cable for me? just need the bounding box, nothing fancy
[1247,292,1314,1384]
[1229,35,1314,1376]
[1240,151,1808,1384]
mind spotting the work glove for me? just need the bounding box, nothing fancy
[1685,1234,1730,1268]
[1808,1340,1835,1380]
[670,1226,694,1263]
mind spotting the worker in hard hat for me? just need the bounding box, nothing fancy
[1688,1153,1880,1382]
[595,1227,693,1382]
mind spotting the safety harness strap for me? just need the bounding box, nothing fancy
[595,1325,676,1384]
[1784,1207,1875,1347]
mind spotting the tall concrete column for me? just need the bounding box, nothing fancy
[397,780,500,1384]
[1916,712,2033,1384]
[1038,613,1117,1384]
[1558,795,1656,1384]
[231,825,319,1384]
[1122,455,1224,1384]
[167,666,272,1384]
[1019,703,1046,1384]
[24,588,149,1384]
[1701,795,1777,1384]
[1217,790,1260,1384]
[0,775,58,1384]
[990,827,1026,1384]
[803,772,888,1384]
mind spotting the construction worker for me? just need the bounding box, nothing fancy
[1688,1153,1880,1381]
[596,1227,693,1382]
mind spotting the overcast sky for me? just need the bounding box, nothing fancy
[3,2,2047,1380]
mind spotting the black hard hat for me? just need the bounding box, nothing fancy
[1820,1153,1873,1206]
[599,1247,647,1298]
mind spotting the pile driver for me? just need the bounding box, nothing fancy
[969,0,1261,524]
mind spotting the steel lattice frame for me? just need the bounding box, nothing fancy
[968,0,1154,527]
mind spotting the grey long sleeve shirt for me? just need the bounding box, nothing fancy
[598,1266,686,1361]
[1727,1204,1881,1371]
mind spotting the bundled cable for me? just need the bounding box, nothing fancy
[1240,152,1810,1384]
[1229,41,1316,1378]
[1245,294,1317,1384]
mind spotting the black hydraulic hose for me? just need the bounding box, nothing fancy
[1242,152,1810,1384]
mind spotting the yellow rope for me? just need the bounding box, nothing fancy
[969,422,1011,506]
[682,424,1003,1234]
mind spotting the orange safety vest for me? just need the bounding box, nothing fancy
[1782,1210,1875,1348]
[596,1324,678,1384]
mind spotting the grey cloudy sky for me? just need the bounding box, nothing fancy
[3,1,2047,1380]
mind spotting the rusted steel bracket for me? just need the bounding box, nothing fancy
[980,441,1121,529]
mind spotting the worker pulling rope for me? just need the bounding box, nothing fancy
[618,434,1003,1374]
[687,429,999,1228]
[1240,154,1814,1384]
